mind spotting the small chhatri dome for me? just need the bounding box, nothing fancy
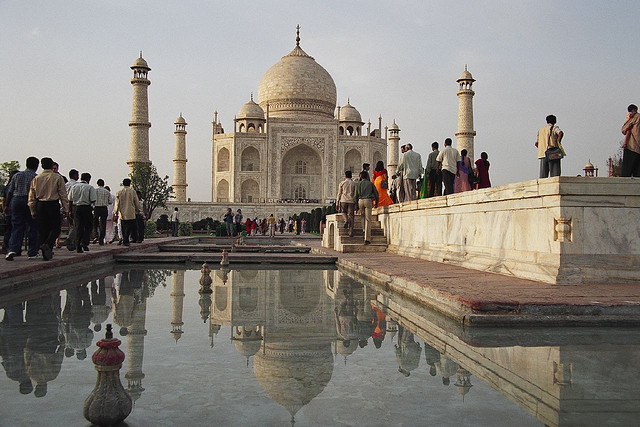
[584,160,595,170]
[258,26,337,119]
[457,66,474,82]
[175,114,186,124]
[389,120,400,130]
[238,95,265,120]
[338,99,363,123]
[132,52,150,70]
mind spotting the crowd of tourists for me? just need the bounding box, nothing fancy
[2,157,146,262]
[336,141,492,244]
[222,208,311,238]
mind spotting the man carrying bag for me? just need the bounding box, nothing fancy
[535,114,565,178]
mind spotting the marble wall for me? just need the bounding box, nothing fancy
[372,177,640,284]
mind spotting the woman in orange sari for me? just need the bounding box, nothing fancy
[373,161,394,207]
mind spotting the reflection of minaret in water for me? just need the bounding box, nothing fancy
[125,272,148,403]
[170,271,185,342]
[454,367,473,401]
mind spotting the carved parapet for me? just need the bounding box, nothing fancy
[554,217,572,242]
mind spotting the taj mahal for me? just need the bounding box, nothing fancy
[128,27,476,221]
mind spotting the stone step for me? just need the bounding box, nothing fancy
[341,243,388,253]
[340,236,387,244]
[337,228,384,236]
[335,220,382,229]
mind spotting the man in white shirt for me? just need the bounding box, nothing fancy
[170,207,179,237]
[94,179,112,245]
[336,170,356,236]
[65,169,79,251]
[396,144,423,202]
[68,173,97,253]
[436,138,459,196]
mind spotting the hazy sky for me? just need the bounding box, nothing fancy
[1,0,637,201]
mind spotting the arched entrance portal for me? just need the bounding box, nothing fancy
[281,145,322,201]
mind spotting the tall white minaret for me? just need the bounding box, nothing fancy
[387,120,400,176]
[172,115,188,202]
[125,292,148,402]
[127,52,152,171]
[170,270,185,342]
[455,66,476,162]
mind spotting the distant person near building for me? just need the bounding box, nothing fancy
[536,114,565,178]
[396,143,422,202]
[234,209,243,236]
[475,152,492,189]
[336,170,356,237]
[171,207,179,237]
[354,171,378,245]
[268,214,276,237]
[621,104,640,177]
[224,208,234,236]
[28,157,69,261]
[436,138,459,195]
[65,169,79,251]
[4,157,39,261]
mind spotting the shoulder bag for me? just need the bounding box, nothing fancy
[545,125,564,160]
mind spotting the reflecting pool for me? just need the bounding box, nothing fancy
[1,266,638,426]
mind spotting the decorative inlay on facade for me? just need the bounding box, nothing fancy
[276,307,324,324]
[281,136,325,154]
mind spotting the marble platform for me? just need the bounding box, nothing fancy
[363,177,640,285]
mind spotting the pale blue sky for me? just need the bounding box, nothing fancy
[1,0,637,201]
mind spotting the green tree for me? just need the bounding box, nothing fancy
[0,160,20,192]
[129,163,173,219]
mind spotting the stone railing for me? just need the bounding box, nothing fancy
[372,177,640,285]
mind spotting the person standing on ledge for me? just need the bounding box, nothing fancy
[436,138,458,196]
[425,142,441,197]
[535,114,564,178]
[621,104,640,177]
[4,157,39,261]
[396,143,422,202]
[68,173,96,253]
[336,170,356,237]
[354,171,378,245]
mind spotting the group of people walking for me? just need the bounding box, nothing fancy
[2,156,145,262]
[223,208,307,238]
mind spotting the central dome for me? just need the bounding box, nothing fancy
[258,41,337,120]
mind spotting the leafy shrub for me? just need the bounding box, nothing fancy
[144,220,157,237]
[178,222,193,236]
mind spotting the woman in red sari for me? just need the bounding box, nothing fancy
[474,151,491,189]
[372,161,394,207]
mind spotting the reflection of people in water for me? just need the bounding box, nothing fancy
[62,284,93,360]
[112,270,145,336]
[394,325,422,377]
[371,304,386,348]
[90,278,110,332]
[435,354,459,386]
[24,293,65,397]
[424,342,441,377]
[0,303,33,394]
[354,294,376,348]
[334,288,358,347]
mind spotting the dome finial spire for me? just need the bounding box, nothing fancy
[347,97,350,104]
[250,92,253,102]
[465,64,468,71]
[296,24,300,46]
[140,50,143,58]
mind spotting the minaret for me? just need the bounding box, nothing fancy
[172,114,188,202]
[387,120,400,176]
[127,52,152,171]
[170,270,185,342]
[125,287,148,402]
[455,66,476,162]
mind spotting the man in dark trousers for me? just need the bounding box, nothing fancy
[68,173,96,253]
[28,157,68,260]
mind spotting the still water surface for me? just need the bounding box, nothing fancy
[1,267,638,426]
